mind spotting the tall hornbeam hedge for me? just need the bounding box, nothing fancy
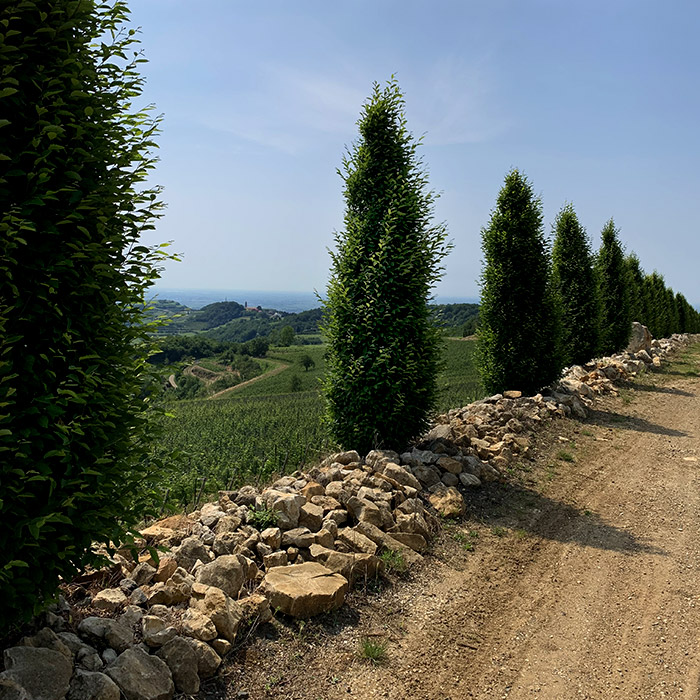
[0,0,169,631]
[477,169,561,394]
[551,204,600,366]
[322,80,450,454]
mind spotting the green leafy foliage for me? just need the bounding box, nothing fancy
[477,169,562,394]
[625,253,645,325]
[0,0,171,631]
[248,505,278,529]
[322,79,450,454]
[551,204,600,366]
[595,219,632,354]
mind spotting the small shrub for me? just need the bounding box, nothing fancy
[379,549,407,574]
[248,505,278,529]
[359,637,388,665]
[557,450,575,462]
[490,526,508,538]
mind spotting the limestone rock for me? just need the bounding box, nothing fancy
[211,639,232,657]
[67,670,120,700]
[189,584,243,642]
[436,456,463,474]
[412,464,441,488]
[627,321,653,353]
[346,496,383,527]
[300,481,324,500]
[238,593,273,624]
[308,544,382,583]
[195,554,244,599]
[328,450,361,466]
[365,449,399,470]
[154,557,178,583]
[141,616,177,648]
[263,550,288,569]
[184,639,221,679]
[1,647,72,700]
[139,515,191,547]
[337,528,378,556]
[441,472,459,486]
[199,502,225,529]
[146,569,192,606]
[260,526,282,549]
[172,536,211,572]
[459,472,481,487]
[281,527,314,549]
[387,532,427,552]
[428,484,466,518]
[314,528,335,548]
[156,637,200,695]
[423,424,453,441]
[353,521,423,567]
[92,588,127,612]
[260,562,348,618]
[106,647,174,700]
[260,489,304,530]
[382,463,421,491]
[181,609,217,642]
[299,503,324,532]
[131,562,156,586]
[78,617,133,653]
[19,627,71,660]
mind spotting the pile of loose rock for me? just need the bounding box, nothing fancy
[0,327,693,700]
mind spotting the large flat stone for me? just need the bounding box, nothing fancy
[260,562,348,618]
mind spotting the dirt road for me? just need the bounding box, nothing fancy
[208,360,289,399]
[221,345,700,700]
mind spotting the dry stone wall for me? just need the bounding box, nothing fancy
[1,328,693,700]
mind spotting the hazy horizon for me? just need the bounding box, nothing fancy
[151,286,480,312]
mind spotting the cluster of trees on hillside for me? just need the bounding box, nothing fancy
[163,301,478,344]
[477,170,700,394]
[431,303,480,336]
[149,334,269,364]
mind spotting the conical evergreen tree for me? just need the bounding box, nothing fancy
[322,80,450,454]
[625,253,645,325]
[551,204,600,366]
[595,219,631,354]
[477,169,562,394]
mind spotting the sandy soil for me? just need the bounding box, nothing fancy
[207,344,700,700]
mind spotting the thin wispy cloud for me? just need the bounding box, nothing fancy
[191,58,507,155]
[408,56,510,146]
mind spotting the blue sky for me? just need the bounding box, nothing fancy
[130,0,700,303]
